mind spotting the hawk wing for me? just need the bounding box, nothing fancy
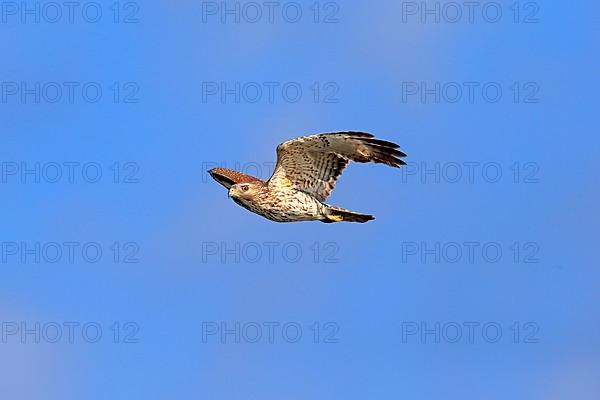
[208,168,263,189]
[268,132,406,202]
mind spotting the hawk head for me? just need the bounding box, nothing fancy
[228,182,264,206]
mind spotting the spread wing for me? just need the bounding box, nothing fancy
[268,132,406,202]
[208,168,263,189]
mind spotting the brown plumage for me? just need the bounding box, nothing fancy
[208,132,406,223]
[208,168,261,189]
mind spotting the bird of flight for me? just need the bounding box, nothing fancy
[208,132,406,223]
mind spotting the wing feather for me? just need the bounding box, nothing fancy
[208,168,262,189]
[268,132,406,202]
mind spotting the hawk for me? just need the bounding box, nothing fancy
[208,132,406,223]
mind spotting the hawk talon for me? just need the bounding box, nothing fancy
[326,214,344,222]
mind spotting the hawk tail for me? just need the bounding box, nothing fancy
[322,206,375,224]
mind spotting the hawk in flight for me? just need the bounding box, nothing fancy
[208,132,406,223]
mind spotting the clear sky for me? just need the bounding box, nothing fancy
[1,1,599,399]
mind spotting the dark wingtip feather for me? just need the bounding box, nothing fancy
[368,141,407,168]
[345,131,375,138]
[363,138,401,149]
[377,147,406,158]
[323,131,374,139]
[317,131,408,168]
[341,133,407,169]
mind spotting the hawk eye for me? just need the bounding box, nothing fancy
[241,185,249,192]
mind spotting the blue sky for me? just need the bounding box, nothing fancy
[1,1,599,399]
